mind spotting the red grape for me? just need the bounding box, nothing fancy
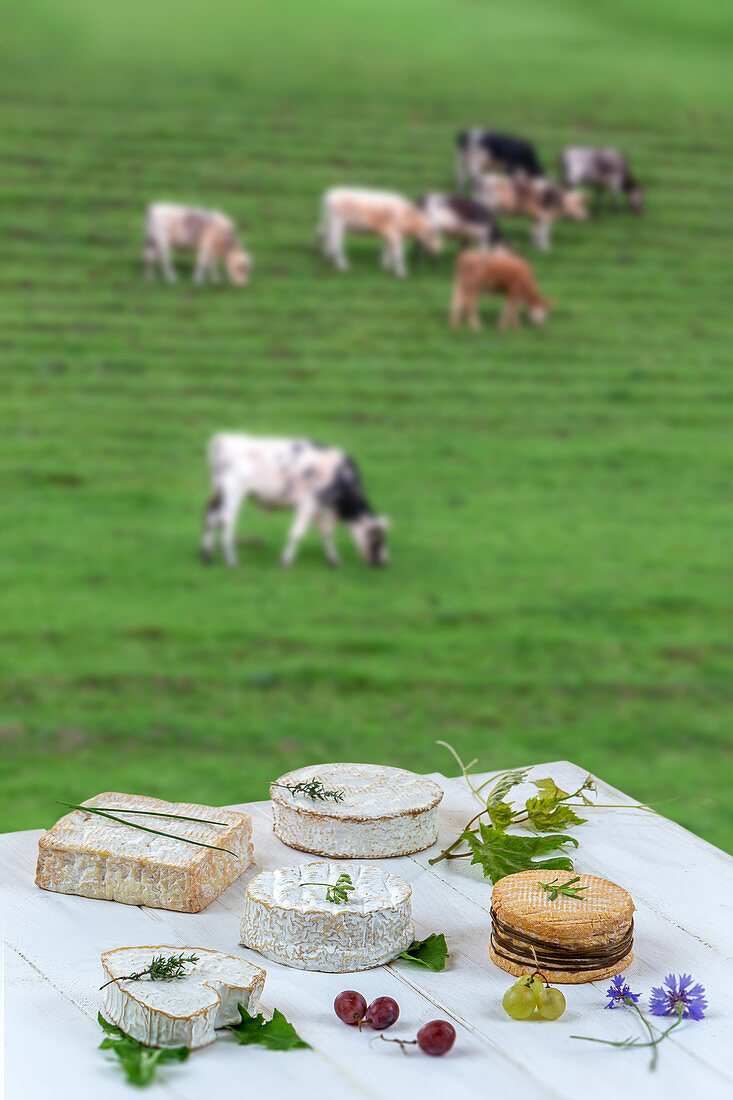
[417,1020,456,1056]
[365,996,400,1030]
[334,990,367,1026]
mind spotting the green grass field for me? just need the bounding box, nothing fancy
[1,0,731,848]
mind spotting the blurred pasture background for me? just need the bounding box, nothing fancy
[0,0,731,846]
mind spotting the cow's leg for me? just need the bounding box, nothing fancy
[159,240,177,283]
[610,178,622,212]
[200,487,225,563]
[450,282,465,328]
[389,233,407,278]
[281,500,317,569]
[466,292,481,331]
[316,511,340,567]
[218,481,247,567]
[499,297,520,330]
[327,218,349,271]
[531,218,551,251]
[194,245,214,285]
[380,237,392,271]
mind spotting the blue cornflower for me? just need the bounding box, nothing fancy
[605,974,641,1009]
[649,974,707,1021]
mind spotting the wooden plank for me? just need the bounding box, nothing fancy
[2,944,189,1099]
[1,764,731,1099]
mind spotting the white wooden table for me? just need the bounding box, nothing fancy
[2,761,732,1100]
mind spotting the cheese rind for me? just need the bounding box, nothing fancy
[271,763,443,858]
[36,793,253,912]
[240,862,414,972]
[101,946,266,1049]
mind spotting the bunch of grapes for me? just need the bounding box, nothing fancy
[502,972,566,1021]
[334,991,456,1056]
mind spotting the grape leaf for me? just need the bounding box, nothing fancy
[524,797,586,832]
[488,800,514,829]
[98,1014,188,1087]
[226,1005,309,1050]
[485,768,529,808]
[395,932,448,971]
[461,824,578,883]
[532,778,569,800]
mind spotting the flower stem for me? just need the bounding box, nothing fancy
[571,1003,685,1071]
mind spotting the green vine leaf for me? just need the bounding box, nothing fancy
[532,778,569,800]
[487,801,515,829]
[462,824,578,883]
[486,768,530,807]
[524,797,586,832]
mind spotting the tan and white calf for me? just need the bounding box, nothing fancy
[450,248,553,331]
[143,203,252,285]
[473,173,587,251]
[201,434,390,569]
[317,187,441,277]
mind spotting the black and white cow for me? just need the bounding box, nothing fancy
[456,130,544,188]
[559,147,644,214]
[200,434,390,569]
[417,193,503,249]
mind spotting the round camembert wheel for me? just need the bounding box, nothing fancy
[270,762,443,858]
[240,862,414,972]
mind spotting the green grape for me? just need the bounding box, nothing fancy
[502,984,536,1020]
[517,975,544,1004]
[537,987,566,1020]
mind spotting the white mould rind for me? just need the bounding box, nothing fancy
[240,862,414,972]
[100,946,266,1049]
[36,793,254,912]
[270,763,443,858]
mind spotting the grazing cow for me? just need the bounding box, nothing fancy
[473,173,587,250]
[560,147,644,214]
[317,187,441,277]
[456,130,544,188]
[450,248,553,331]
[200,434,390,569]
[143,203,252,285]
[417,194,503,249]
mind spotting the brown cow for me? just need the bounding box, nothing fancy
[450,248,553,331]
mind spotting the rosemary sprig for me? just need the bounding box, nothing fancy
[539,875,588,901]
[272,778,345,803]
[299,872,355,904]
[56,802,239,858]
[100,953,199,990]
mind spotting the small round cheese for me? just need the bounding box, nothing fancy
[240,862,414,972]
[270,762,443,858]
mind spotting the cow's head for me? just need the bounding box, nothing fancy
[561,189,588,221]
[350,514,390,567]
[226,246,252,286]
[529,303,550,326]
[628,186,644,215]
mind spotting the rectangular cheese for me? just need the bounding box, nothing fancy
[36,792,253,912]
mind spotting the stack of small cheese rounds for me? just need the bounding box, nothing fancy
[490,869,634,984]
